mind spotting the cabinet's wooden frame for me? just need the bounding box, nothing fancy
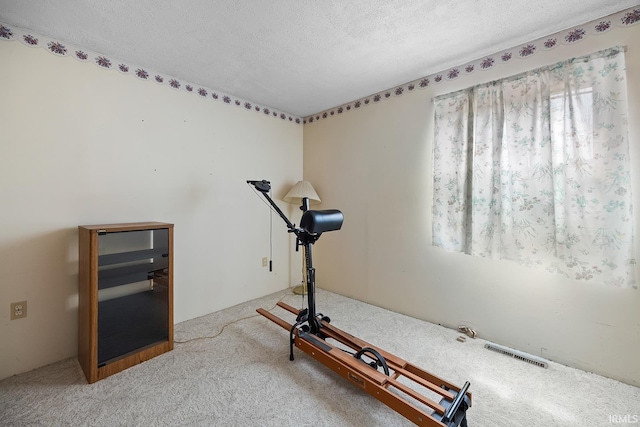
[78,222,173,384]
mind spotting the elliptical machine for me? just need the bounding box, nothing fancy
[248,179,471,427]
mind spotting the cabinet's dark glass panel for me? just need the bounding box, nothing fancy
[96,228,170,365]
[97,288,169,365]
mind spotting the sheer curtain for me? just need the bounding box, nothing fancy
[432,46,636,287]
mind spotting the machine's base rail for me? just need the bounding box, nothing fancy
[256,303,472,427]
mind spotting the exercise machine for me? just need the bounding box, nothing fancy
[247,179,471,426]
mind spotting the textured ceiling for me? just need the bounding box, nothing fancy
[1,1,639,117]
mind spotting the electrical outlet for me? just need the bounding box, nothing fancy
[11,301,27,320]
[262,257,268,267]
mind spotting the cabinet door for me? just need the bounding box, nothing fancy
[96,228,170,365]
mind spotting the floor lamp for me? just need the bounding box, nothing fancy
[283,180,321,295]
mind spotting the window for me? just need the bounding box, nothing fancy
[432,47,636,287]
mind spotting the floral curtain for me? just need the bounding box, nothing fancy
[432,46,636,288]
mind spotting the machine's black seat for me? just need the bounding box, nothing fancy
[300,210,343,234]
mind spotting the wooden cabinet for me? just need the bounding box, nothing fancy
[78,222,173,383]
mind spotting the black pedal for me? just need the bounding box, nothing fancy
[296,308,308,322]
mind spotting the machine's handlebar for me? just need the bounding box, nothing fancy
[246,180,271,193]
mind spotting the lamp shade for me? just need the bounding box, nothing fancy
[283,180,321,205]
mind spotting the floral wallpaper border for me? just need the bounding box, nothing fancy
[303,6,640,124]
[1,7,638,125]
[0,22,303,125]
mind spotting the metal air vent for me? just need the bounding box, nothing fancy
[485,343,549,368]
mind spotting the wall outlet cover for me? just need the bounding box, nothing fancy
[11,301,27,320]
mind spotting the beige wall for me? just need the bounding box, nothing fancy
[304,24,640,385]
[0,41,302,380]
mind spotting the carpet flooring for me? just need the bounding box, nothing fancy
[1,288,639,426]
